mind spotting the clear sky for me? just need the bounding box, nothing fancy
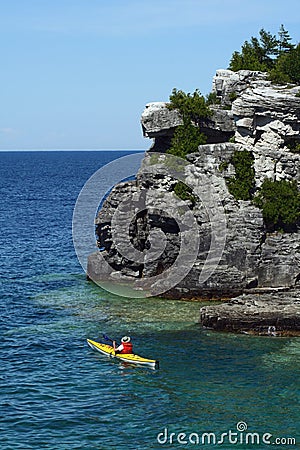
[1,0,299,150]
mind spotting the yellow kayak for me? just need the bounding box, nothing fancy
[87,339,159,370]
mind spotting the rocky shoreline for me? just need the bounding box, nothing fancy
[88,69,300,334]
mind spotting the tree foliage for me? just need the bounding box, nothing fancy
[229,25,300,85]
[229,28,279,72]
[206,91,221,106]
[226,150,255,201]
[222,150,300,231]
[167,88,212,126]
[166,88,211,158]
[287,140,300,153]
[269,43,300,84]
[278,24,294,53]
[167,123,207,158]
[253,179,300,231]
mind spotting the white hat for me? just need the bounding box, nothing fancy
[121,336,131,343]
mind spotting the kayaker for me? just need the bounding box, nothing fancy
[113,336,133,354]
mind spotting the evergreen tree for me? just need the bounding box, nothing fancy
[229,25,299,85]
[270,43,300,84]
[167,123,207,159]
[259,29,279,61]
[229,28,278,72]
[229,39,269,72]
[166,88,211,158]
[278,24,294,53]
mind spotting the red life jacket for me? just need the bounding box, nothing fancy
[120,342,133,354]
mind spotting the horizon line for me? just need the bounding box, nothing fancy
[0,148,147,152]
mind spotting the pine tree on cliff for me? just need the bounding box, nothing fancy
[278,24,294,53]
[229,28,278,72]
[229,25,300,85]
[166,88,211,158]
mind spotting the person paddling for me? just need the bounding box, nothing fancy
[113,336,133,354]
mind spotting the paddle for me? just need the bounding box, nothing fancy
[102,334,118,355]
[102,333,114,344]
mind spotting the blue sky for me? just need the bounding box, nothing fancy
[0,0,299,150]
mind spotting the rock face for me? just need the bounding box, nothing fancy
[88,69,300,333]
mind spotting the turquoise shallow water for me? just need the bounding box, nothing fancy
[0,151,299,449]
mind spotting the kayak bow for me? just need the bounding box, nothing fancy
[87,339,159,370]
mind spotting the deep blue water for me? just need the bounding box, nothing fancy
[0,151,299,450]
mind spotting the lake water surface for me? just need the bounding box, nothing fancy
[0,151,298,449]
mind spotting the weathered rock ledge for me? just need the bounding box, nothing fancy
[200,289,300,336]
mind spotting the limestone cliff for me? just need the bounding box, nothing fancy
[88,69,300,333]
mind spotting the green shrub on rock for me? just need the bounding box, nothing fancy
[173,181,197,206]
[206,91,221,105]
[166,88,211,158]
[229,92,238,102]
[167,123,207,159]
[226,150,255,201]
[287,140,300,153]
[167,88,212,126]
[253,179,300,231]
